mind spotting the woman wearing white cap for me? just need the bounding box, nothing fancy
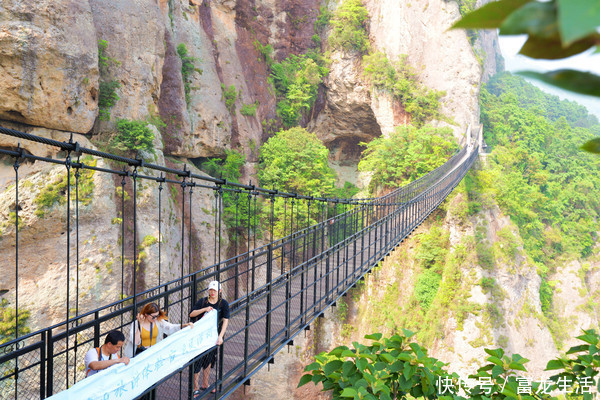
[189,280,230,396]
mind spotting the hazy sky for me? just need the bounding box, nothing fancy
[498,35,600,118]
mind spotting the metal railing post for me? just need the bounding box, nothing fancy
[40,332,46,399]
[46,329,54,396]
[266,244,273,358]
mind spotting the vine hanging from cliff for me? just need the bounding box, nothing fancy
[177,43,202,106]
[97,39,121,121]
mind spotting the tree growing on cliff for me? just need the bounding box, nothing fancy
[201,150,258,235]
[112,119,155,154]
[328,0,370,53]
[358,125,458,195]
[270,53,328,127]
[177,43,201,106]
[98,39,121,121]
[258,127,336,195]
[258,127,337,237]
[362,52,446,127]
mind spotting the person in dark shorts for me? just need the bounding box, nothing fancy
[189,280,229,396]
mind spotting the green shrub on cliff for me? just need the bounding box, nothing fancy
[328,0,369,53]
[258,127,336,194]
[201,150,259,234]
[177,43,201,105]
[112,119,155,154]
[270,53,328,127]
[258,127,338,237]
[221,84,237,112]
[240,101,258,117]
[34,157,97,218]
[0,299,30,345]
[362,52,446,126]
[97,39,120,121]
[358,125,458,194]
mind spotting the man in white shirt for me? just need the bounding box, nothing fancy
[84,330,130,377]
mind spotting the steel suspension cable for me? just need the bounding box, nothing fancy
[180,176,187,326]
[73,159,81,385]
[217,185,223,282]
[214,183,219,267]
[188,182,193,276]
[282,197,287,274]
[246,189,251,294]
[12,150,20,400]
[158,175,164,287]
[64,148,72,390]
[132,166,139,331]
[251,190,257,292]
[234,191,240,299]
[120,174,126,329]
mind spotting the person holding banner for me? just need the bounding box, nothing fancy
[189,280,230,396]
[84,330,130,377]
[124,302,193,358]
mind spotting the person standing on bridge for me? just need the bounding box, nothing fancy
[124,302,193,358]
[84,330,130,377]
[189,280,230,396]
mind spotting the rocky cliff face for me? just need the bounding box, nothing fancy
[0,0,501,396]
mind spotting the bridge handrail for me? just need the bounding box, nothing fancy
[0,124,480,399]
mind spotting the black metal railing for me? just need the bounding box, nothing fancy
[0,124,479,399]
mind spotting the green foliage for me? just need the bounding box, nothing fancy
[201,150,259,234]
[98,39,120,76]
[177,43,201,105]
[415,225,449,271]
[270,52,328,127]
[452,0,600,155]
[539,278,554,315]
[221,84,237,112]
[480,73,600,268]
[362,52,445,127]
[97,39,120,121]
[301,330,600,400]
[141,235,158,248]
[253,41,274,66]
[34,157,97,217]
[484,73,599,129]
[2,212,23,232]
[0,299,30,345]
[358,125,458,194]
[240,101,258,117]
[258,128,337,238]
[147,113,166,130]
[333,181,360,199]
[258,127,336,195]
[456,0,477,16]
[98,81,121,121]
[328,0,369,53]
[299,330,457,400]
[414,269,441,310]
[112,119,155,153]
[314,5,332,34]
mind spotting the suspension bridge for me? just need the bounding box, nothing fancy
[0,124,481,399]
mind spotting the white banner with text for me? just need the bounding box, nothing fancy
[49,311,218,400]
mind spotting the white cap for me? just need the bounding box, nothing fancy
[208,281,220,291]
